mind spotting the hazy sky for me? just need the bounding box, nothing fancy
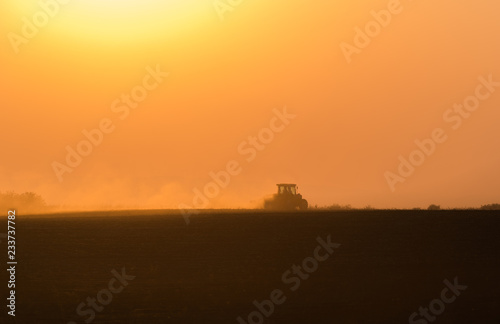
[1,0,499,209]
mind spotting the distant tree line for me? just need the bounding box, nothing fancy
[427,204,441,210]
[480,204,500,210]
[0,191,48,214]
[313,204,374,210]
[312,203,500,210]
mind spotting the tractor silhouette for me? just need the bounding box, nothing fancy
[264,184,308,210]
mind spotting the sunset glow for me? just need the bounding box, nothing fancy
[1,0,500,210]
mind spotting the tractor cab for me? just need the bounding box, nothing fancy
[277,184,298,195]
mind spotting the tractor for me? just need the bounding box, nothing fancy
[264,184,308,210]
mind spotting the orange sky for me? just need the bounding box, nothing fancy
[1,0,499,210]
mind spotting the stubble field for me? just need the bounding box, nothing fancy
[2,210,500,323]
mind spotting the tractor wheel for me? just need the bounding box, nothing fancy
[299,199,308,210]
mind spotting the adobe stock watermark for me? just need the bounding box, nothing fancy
[409,277,467,324]
[66,267,135,324]
[8,0,72,54]
[179,106,296,225]
[340,0,405,63]
[385,74,500,192]
[52,65,169,183]
[213,0,244,21]
[237,235,340,323]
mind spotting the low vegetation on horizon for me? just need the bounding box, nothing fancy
[304,203,500,211]
[0,191,49,214]
[1,191,499,213]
